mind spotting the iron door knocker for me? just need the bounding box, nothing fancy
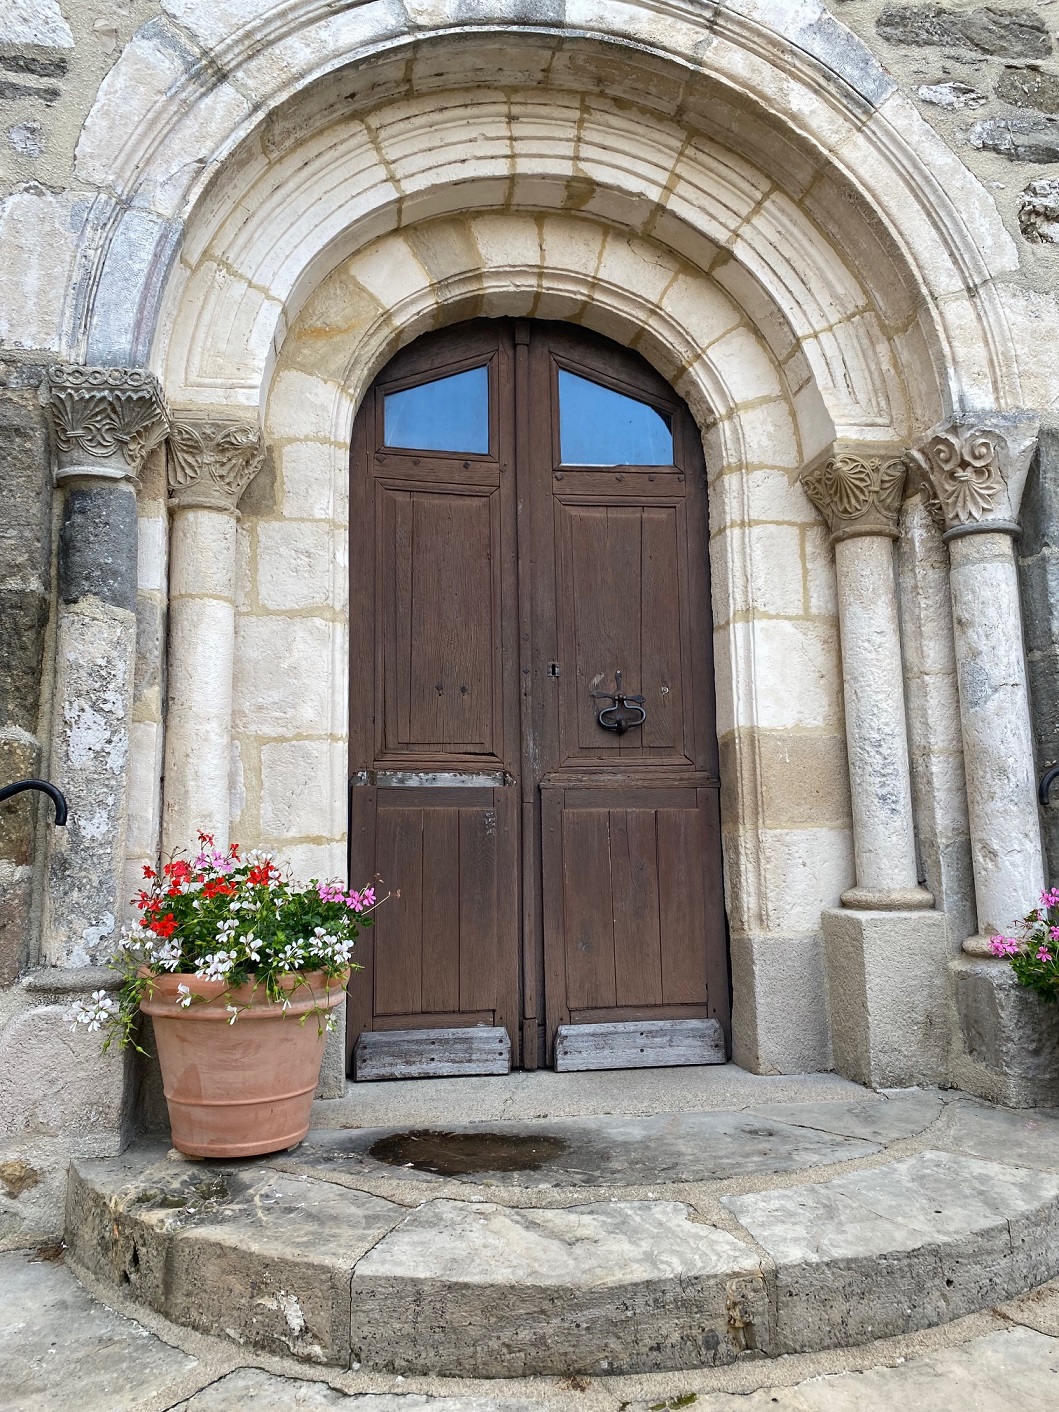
[591,670,647,735]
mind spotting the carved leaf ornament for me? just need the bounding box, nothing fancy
[801,451,907,539]
[909,429,1005,530]
[45,366,168,475]
[167,420,264,511]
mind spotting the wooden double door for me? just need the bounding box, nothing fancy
[347,320,729,1073]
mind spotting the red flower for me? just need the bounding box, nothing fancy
[149,912,177,938]
[142,864,157,879]
[202,878,237,900]
[248,864,272,887]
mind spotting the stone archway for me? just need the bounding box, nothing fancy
[33,3,1048,1088]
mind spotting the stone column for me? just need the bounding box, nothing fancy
[801,447,933,910]
[909,416,1043,950]
[41,366,168,967]
[909,415,1051,1106]
[162,416,263,855]
[802,446,947,1088]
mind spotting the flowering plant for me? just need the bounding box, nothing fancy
[72,833,380,1051]
[989,886,1059,1002]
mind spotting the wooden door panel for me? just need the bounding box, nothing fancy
[556,498,692,766]
[545,786,716,1026]
[378,484,501,759]
[372,791,502,1021]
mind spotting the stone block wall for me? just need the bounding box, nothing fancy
[0,359,52,987]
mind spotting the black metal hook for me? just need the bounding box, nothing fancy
[1041,766,1059,808]
[591,670,647,735]
[0,779,68,825]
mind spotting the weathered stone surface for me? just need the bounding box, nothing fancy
[175,1366,539,1410]
[0,2,74,50]
[0,1250,199,1412]
[952,957,1059,1107]
[933,1098,1059,1172]
[58,483,138,611]
[968,115,1059,163]
[747,1089,944,1144]
[1018,426,1059,882]
[67,1153,404,1366]
[877,6,1053,59]
[350,1198,766,1375]
[997,67,1059,114]
[724,1150,1059,1353]
[823,908,951,1089]
[303,1110,880,1188]
[917,81,986,110]
[1018,178,1059,244]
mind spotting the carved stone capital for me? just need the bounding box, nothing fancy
[907,412,1039,539]
[800,445,907,541]
[167,416,264,512]
[42,365,169,487]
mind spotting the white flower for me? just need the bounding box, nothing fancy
[176,983,193,1009]
[226,1005,240,1025]
[195,950,237,981]
[155,939,182,971]
[68,990,117,1034]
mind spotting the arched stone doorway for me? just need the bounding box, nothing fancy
[347,318,730,1075]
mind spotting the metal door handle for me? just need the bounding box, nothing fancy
[591,670,646,735]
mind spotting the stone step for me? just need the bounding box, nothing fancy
[63,1093,1059,1378]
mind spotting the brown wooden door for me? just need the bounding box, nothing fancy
[348,320,729,1073]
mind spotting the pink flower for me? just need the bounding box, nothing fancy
[1042,888,1059,908]
[989,935,1021,958]
[1038,947,1053,962]
[1050,927,1059,943]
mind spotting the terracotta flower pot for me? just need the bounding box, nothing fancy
[140,969,348,1158]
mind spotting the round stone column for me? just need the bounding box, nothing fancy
[802,446,946,1089]
[801,447,932,910]
[910,416,1044,950]
[162,417,263,854]
[40,366,168,966]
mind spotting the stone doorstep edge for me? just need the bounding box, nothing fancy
[61,1155,1059,1378]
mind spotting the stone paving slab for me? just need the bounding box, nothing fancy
[0,1251,200,1412]
[302,1110,882,1188]
[350,1199,766,1377]
[724,1149,1059,1352]
[745,1089,944,1143]
[931,1097,1059,1170]
[310,1066,871,1129]
[173,1368,536,1411]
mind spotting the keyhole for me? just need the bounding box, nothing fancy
[548,662,561,678]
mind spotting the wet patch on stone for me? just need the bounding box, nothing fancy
[368,1129,569,1175]
[299,1111,883,1187]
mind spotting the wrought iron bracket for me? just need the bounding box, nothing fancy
[0,779,68,825]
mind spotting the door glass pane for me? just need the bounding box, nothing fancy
[559,370,673,465]
[384,366,489,454]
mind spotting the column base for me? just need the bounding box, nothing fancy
[729,933,830,1075]
[1,968,131,1247]
[823,907,950,1088]
[840,885,935,911]
[950,955,1059,1107]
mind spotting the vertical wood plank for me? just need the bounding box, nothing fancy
[562,808,616,1010]
[459,804,499,1011]
[657,806,709,1004]
[421,807,461,1014]
[373,806,424,1016]
[393,490,413,749]
[641,505,683,754]
[345,784,376,1066]
[611,808,664,1008]
[699,786,732,1045]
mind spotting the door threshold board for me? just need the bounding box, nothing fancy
[355,1026,512,1081]
[554,1018,725,1072]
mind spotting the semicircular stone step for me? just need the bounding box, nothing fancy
[64,1130,1059,1378]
